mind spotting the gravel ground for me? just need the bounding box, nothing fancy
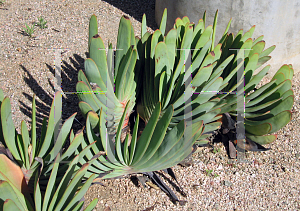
[0,1,299,210]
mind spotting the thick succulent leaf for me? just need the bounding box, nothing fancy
[195,25,212,50]
[288,66,294,80]
[3,199,23,211]
[244,53,259,83]
[115,15,133,77]
[173,100,217,119]
[131,102,161,165]
[88,14,98,49]
[253,95,294,121]
[0,154,32,208]
[89,35,108,83]
[77,82,104,114]
[175,17,184,28]
[248,41,265,58]
[115,47,137,100]
[132,105,173,168]
[244,112,270,118]
[31,94,37,162]
[164,29,177,75]
[128,114,140,165]
[256,56,271,69]
[97,109,116,165]
[241,25,255,43]
[191,39,212,73]
[1,97,20,161]
[63,173,97,211]
[159,71,167,104]
[194,77,223,105]
[41,155,60,211]
[78,101,95,121]
[34,167,42,211]
[107,42,114,84]
[123,134,130,164]
[44,113,76,165]
[191,19,204,49]
[163,59,184,110]
[246,80,285,107]
[16,134,26,169]
[211,10,218,50]
[209,54,234,83]
[202,121,221,134]
[179,25,193,63]
[141,14,147,38]
[37,92,62,158]
[245,110,292,134]
[47,155,93,210]
[212,43,222,63]
[219,33,234,68]
[141,121,203,172]
[169,70,184,106]
[246,134,277,145]
[182,16,190,26]
[136,120,185,171]
[244,65,270,93]
[85,113,105,155]
[78,69,91,88]
[72,201,84,211]
[151,30,164,59]
[218,18,232,44]
[155,42,170,92]
[196,139,209,146]
[159,8,167,36]
[259,45,276,58]
[92,85,116,111]
[84,58,115,101]
[252,35,264,45]
[115,101,130,165]
[230,29,243,49]
[246,80,277,101]
[172,65,215,111]
[202,11,206,27]
[20,121,30,169]
[245,122,272,136]
[193,108,220,124]
[84,198,98,211]
[244,98,282,113]
[272,64,293,81]
[221,59,244,88]
[192,64,214,87]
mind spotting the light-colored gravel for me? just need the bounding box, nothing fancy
[0,1,299,210]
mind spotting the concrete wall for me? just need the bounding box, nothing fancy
[155,0,300,77]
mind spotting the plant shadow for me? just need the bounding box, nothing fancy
[102,0,158,30]
[19,53,89,140]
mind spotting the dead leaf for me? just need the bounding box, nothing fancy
[228,141,237,159]
[146,181,160,190]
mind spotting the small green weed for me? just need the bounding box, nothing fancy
[212,147,221,154]
[205,169,219,178]
[23,23,36,37]
[0,0,5,5]
[227,162,237,168]
[36,16,48,29]
[205,169,213,176]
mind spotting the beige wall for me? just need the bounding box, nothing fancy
[156,0,300,77]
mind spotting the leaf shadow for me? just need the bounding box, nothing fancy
[102,0,158,31]
[19,53,88,140]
